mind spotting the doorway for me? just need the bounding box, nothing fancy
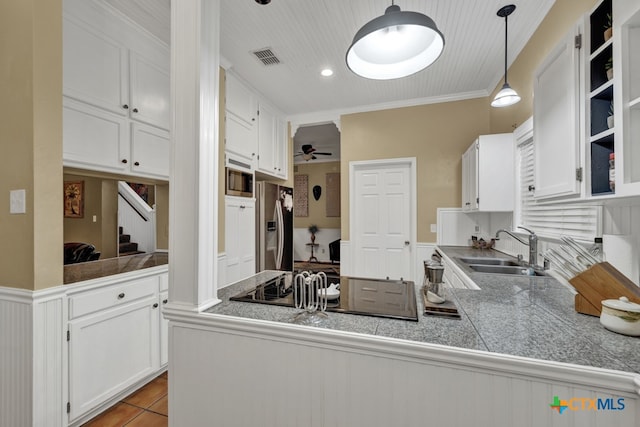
[350,158,416,281]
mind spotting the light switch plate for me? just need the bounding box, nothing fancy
[430,224,437,233]
[10,189,26,214]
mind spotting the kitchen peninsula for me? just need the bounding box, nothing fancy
[208,247,639,372]
[166,247,640,426]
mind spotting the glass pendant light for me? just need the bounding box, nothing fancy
[346,1,445,80]
[492,5,521,108]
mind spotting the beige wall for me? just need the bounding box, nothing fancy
[156,184,169,250]
[489,0,598,133]
[340,99,490,242]
[0,0,63,290]
[293,161,341,231]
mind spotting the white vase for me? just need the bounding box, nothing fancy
[607,115,614,129]
[607,68,614,80]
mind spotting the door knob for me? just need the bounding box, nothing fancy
[404,241,410,246]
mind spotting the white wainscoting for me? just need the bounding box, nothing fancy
[0,286,67,427]
[0,290,33,427]
[167,312,640,427]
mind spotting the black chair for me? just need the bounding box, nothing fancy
[329,239,340,264]
[64,242,101,265]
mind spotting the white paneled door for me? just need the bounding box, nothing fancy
[351,159,415,281]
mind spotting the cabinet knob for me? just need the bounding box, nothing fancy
[121,159,128,164]
[123,104,129,110]
[132,108,139,113]
[118,293,125,299]
[153,303,159,309]
[134,161,140,166]
[528,185,536,192]
[163,299,168,304]
[240,205,246,209]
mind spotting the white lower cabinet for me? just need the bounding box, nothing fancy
[225,197,256,285]
[160,290,169,367]
[67,272,167,423]
[159,272,169,367]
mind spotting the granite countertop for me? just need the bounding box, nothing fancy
[207,248,640,374]
[63,252,168,284]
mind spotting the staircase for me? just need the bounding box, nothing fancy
[119,226,145,256]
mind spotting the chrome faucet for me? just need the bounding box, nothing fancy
[495,226,538,268]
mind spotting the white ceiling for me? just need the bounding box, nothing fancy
[103,0,556,160]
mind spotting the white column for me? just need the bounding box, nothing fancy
[168,0,220,310]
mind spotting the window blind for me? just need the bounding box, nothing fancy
[517,139,602,241]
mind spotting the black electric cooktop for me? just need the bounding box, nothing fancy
[230,273,418,322]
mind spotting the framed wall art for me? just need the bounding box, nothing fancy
[64,180,84,218]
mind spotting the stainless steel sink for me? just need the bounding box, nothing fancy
[457,257,521,266]
[468,264,545,276]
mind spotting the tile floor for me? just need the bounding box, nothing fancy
[82,371,168,427]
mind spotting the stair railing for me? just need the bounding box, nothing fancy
[117,181,156,254]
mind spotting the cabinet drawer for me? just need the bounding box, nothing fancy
[69,276,159,319]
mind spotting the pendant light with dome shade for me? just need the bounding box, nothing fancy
[345,1,445,80]
[491,4,521,108]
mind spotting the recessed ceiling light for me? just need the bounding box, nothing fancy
[321,68,334,77]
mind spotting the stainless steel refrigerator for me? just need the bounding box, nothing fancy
[256,182,294,272]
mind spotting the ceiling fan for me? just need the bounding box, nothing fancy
[294,144,332,161]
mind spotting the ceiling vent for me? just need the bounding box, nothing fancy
[252,48,281,66]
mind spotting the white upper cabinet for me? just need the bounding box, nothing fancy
[461,142,478,211]
[63,97,129,172]
[225,72,258,164]
[62,0,170,179]
[613,0,640,196]
[257,101,288,179]
[257,102,276,174]
[462,134,514,212]
[225,70,288,179]
[63,18,128,116]
[533,22,584,200]
[129,51,171,129]
[225,72,258,127]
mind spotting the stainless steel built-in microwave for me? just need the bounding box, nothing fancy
[225,167,254,197]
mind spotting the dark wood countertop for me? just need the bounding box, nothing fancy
[63,252,168,284]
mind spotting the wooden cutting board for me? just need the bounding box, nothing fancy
[569,262,640,317]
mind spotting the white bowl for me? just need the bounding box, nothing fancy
[318,284,340,300]
[600,297,640,337]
